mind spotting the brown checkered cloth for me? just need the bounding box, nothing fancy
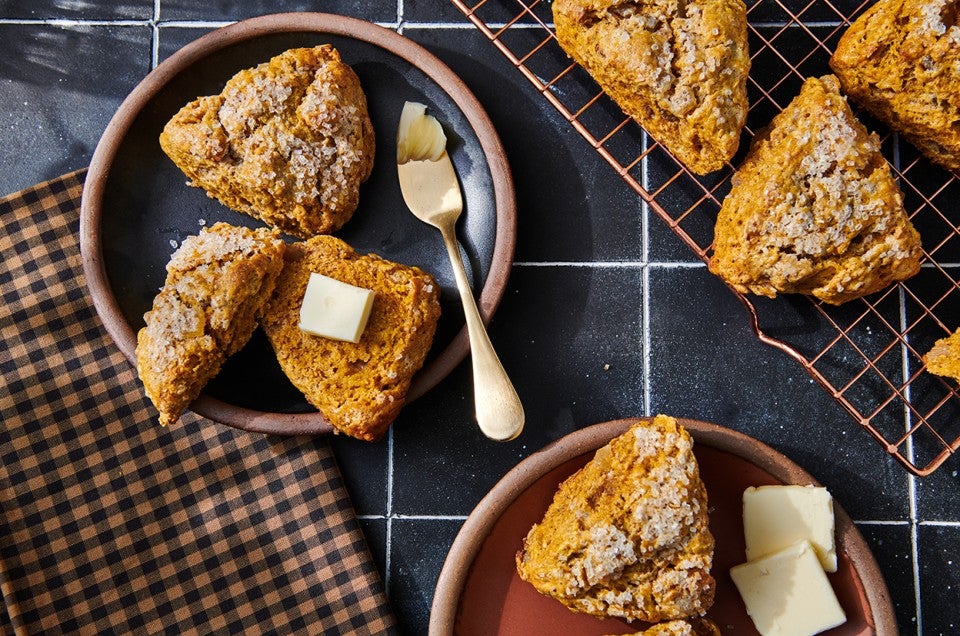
[0,170,398,634]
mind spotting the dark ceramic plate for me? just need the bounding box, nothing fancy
[430,418,897,635]
[80,13,515,435]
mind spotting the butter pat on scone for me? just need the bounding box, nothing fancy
[552,0,750,174]
[160,45,375,238]
[136,222,285,426]
[830,0,960,174]
[298,273,375,343]
[709,75,923,305]
[516,415,715,623]
[261,236,440,441]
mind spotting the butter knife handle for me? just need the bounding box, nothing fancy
[440,224,525,441]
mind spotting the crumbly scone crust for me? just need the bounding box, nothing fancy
[923,328,960,381]
[552,0,750,174]
[516,415,715,623]
[160,45,375,238]
[135,222,286,426]
[830,0,960,173]
[709,75,923,305]
[618,618,720,636]
[261,236,441,442]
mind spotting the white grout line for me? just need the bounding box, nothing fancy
[0,19,150,26]
[642,263,652,417]
[910,483,922,636]
[893,131,923,636]
[386,0,402,595]
[854,519,911,526]
[384,424,395,590]
[150,0,159,69]
[641,131,652,418]
[919,520,960,527]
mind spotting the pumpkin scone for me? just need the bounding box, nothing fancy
[552,0,750,174]
[923,328,960,381]
[261,236,441,441]
[136,222,286,426]
[709,75,923,305]
[160,45,375,238]
[830,0,960,173]
[516,415,715,623]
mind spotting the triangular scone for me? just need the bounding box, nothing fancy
[261,236,441,441]
[516,415,715,623]
[923,328,960,381]
[552,0,750,174]
[830,0,960,174]
[709,75,923,305]
[160,45,375,238]
[136,222,286,426]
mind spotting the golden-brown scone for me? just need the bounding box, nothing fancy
[160,45,375,238]
[618,618,721,636]
[923,328,960,381]
[552,0,750,174]
[709,75,923,305]
[516,415,715,623]
[135,222,286,426]
[830,0,960,173]
[261,236,441,441]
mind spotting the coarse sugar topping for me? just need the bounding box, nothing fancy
[160,45,375,238]
[709,75,923,304]
[516,415,715,622]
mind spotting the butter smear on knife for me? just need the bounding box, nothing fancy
[397,101,447,164]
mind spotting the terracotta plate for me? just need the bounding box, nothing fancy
[430,418,897,635]
[80,13,515,435]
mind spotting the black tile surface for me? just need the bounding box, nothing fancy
[918,524,960,635]
[158,1,396,22]
[0,1,152,20]
[4,2,960,635]
[0,24,151,196]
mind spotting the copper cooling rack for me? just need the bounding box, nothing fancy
[452,0,960,476]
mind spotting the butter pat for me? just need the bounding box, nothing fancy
[743,485,837,572]
[298,273,375,343]
[731,541,846,636]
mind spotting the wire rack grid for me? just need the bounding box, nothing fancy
[451,0,960,476]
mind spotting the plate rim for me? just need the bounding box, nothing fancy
[79,12,517,436]
[428,417,897,635]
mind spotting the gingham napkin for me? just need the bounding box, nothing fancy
[0,170,397,634]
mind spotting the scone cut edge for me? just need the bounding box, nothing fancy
[135,222,286,427]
